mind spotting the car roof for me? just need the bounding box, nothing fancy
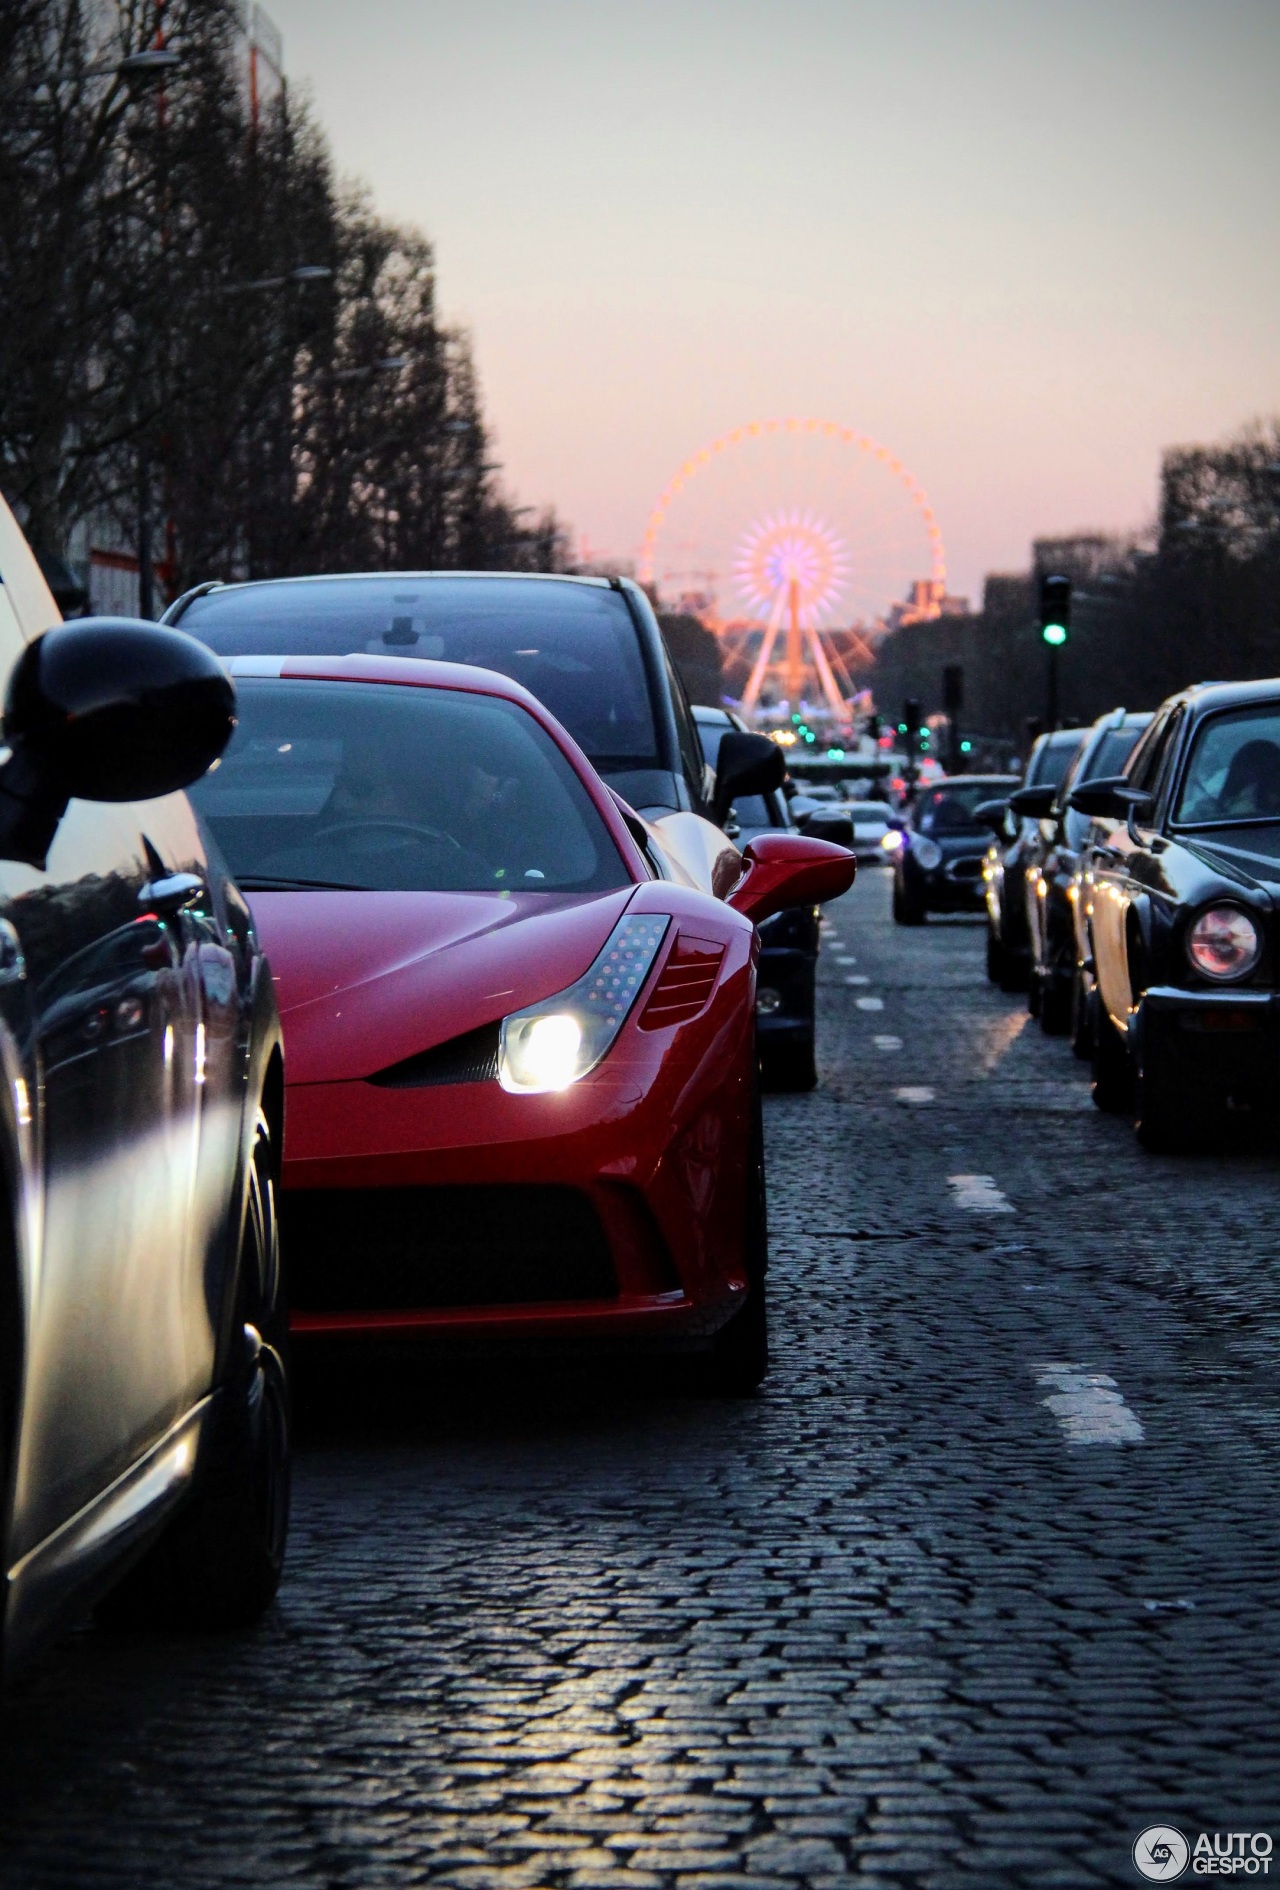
[176,569,622,607]
[692,705,733,724]
[1163,678,1280,718]
[929,774,1019,788]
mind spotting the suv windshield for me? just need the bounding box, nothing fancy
[178,577,659,773]
[188,679,629,895]
[1175,705,1280,826]
[1027,732,1085,789]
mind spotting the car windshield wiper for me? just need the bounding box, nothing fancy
[236,874,368,892]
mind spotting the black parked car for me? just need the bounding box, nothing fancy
[1013,709,1151,1036]
[891,776,1018,924]
[0,521,287,1675]
[980,729,1085,985]
[694,705,852,1091]
[1071,679,1280,1150]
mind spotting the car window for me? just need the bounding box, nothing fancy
[664,649,707,807]
[188,679,630,894]
[1125,710,1174,792]
[1086,725,1145,780]
[1173,704,1280,825]
[1026,734,1081,789]
[729,794,774,827]
[178,577,661,773]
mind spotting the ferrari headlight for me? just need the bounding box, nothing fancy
[911,836,943,870]
[1186,904,1261,982]
[498,912,669,1093]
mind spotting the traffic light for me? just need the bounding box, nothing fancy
[1039,574,1071,647]
[867,712,882,743]
[904,697,922,737]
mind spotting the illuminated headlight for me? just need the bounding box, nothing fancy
[911,836,943,871]
[499,913,669,1093]
[1186,904,1261,982]
[880,830,904,853]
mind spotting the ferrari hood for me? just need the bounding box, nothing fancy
[251,886,636,1084]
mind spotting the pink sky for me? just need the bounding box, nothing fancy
[266,0,1279,609]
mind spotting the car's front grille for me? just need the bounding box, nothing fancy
[946,855,985,881]
[284,1184,617,1311]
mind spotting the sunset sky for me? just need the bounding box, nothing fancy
[264,0,1279,607]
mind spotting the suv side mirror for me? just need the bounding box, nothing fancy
[0,618,236,867]
[1067,774,1151,820]
[727,831,856,925]
[712,731,786,827]
[797,807,854,848]
[1008,783,1057,819]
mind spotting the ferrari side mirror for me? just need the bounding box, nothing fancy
[727,831,856,926]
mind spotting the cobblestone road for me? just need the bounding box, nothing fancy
[3,868,1280,1888]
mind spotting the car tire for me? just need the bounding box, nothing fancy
[98,1107,290,1630]
[985,928,1006,985]
[701,1080,769,1396]
[892,878,925,926]
[1091,1005,1134,1115]
[1070,972,1094,1060]
[1133,1017,1205,1153]
[761,1035,817,1093]
[1040,971,1072,1036]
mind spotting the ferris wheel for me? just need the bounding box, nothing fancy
[638,418,947,717]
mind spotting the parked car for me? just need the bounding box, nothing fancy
[980,729,1086,987]
[694,705,852,1091]
[845,800,894,859]
[1069,680,1280,1150]
[1013,710,1152,1035]
[186,655,855,1393]
[889,776,1018,924]
[0,497,287,1676]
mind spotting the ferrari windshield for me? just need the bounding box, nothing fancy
[178,576,660,772]
[188,679,630,894]
[1174,705,1280,826]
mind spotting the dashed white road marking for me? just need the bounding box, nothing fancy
[844,974,870,986]
[1035,1362,1145,1445]
[873,1034,902,1051]
[947,1174,1014,1213]
[856,996,884,1011]
[896,1085,935,1103]
[836,954,857,965]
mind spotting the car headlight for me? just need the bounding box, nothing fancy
[1186,904,1261,982]
[911,836,942,871]
[880,830,904,852]
[499,912,669,1093]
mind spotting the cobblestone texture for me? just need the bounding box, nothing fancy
[2,869,1279,1888]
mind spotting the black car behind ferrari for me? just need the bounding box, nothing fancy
[981,729,1085,987]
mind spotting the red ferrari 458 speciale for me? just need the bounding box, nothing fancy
[190,654,854,1391]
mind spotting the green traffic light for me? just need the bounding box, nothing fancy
[960,740,972,754]
[1042,623,1067,647]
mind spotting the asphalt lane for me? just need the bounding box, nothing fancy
[2,867,1279,1888]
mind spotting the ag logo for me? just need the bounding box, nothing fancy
[1134,1827,1190,1881]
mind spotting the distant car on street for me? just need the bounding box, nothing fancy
[0,497,287,1676]
[845,800,894,859]
[188,655,854,1393]
[1070,679,1280,1150]
[890,776,1018,924]
[980,729,1086,986]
